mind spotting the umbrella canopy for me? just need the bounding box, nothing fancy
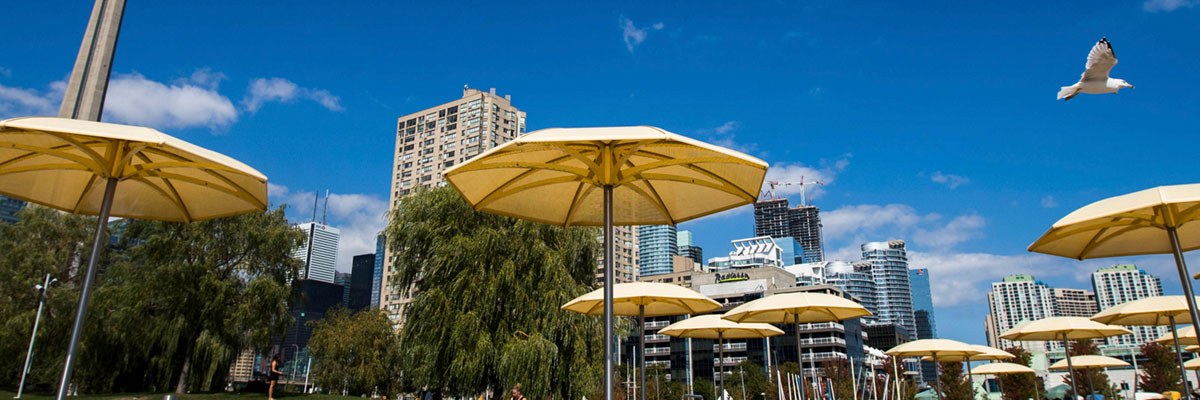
[923,345,1014,362]
[886,339,982,358]
[1186,345,1200,353]
[442,126,768,227]
[721,292,872,324]
[0,117,268,222]
[1186,358,1200,370]
[971,362,1035,375]
[1092,296,1200,325]
[998,317,1132,341]
[1048,355,1130,370]
[561,282,720,316]
[1155,325,1197,346]
[658,315,784,339]
[1028,183,1200,259]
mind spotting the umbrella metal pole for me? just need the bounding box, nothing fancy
[795,316,807,400]
[1170,316,1192,399]
[1086,368,1096,398]
[604,186,615,400]
[1169,226,1200,400]
[640,305,646,400]
[56,177,117,400]
[932,353,943,400]
[966,358,974,400]
[720,332,725,400]
[1064,333,1079,400]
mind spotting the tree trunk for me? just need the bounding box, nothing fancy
[175,336,196,394]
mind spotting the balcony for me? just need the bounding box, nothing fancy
[645,347,671,356]
[645,334,670,343]
[714,342,748,352]
[644,320,670,329]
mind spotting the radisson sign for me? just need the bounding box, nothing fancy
[716,271,750,283]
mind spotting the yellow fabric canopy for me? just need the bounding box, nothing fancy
[1092,296,1200,326]
[560,282,720,317]
[1155,325,1197,346]
[721,292,871,324]
[886,339,981,358]
[1186,358,1200,370]
[442,126,768,227]
[923,345,1013,362]
[658,314,784,339]
[970,362,1035,375]
[999,317,1131,341]
[1028,183,1200,259]
[0,117,267,222]
[1048,355,1129,370]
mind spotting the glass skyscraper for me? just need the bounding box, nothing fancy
[677,230,703,265]
[637,225,678,277]
[372,233,385,309]
[861,240,916,336]
[909,268,937,384]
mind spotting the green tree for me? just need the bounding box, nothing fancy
[79,206,304,393]
[1063,340,1112,398]
[0,206,94,390]
[937,362,971,400]
[308,308,399,396]
[727,361,769,400]
[999,347,1038,400]
[387,187,604,400]
[694,378,717,400]
[644,363,685,400]
[1138,342,1184,394]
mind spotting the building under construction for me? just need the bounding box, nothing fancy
[753,197,824,264]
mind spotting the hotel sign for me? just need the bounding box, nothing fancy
[716,272,749,283]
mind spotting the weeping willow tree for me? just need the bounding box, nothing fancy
[387,186,605,400]
[78,206,304,393]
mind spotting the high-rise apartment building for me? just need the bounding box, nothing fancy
[0,195,25,224]
[825,261,878,316]
[638,225,678,277]
[293,222,339,284]
[1052,288,1099,317]
[861,240,916,336]
[596,226,639,284]
[1093,264,1166,346]
[381,87,526,324]
[372,233,384,309]
[678,230,703,265]
[909,268,938,385]
[753,198,824,264]
[986,275,1056,350]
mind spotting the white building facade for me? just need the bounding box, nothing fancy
[1093,264,1167,346]
[293,222,339,284]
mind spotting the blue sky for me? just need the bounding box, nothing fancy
[2,1,1198,345]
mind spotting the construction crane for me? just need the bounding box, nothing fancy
[758,177,825,205]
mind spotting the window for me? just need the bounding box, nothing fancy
[422,148,434,155]
[407,119,416,127]
[421,165,433,173]
[402,171,411,178]
[467,117,481,126]
[423,139,435,146]
[465,127,480,135]
[468,99,481,109]
[421,175,432,182]
[443,133,457,141]
[447,106,458,114]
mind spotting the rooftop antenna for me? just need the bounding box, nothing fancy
[311,190,319,222]
[322,189,329,224]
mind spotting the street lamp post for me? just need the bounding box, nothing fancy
[291,344,300,389]
[17,273,54,399]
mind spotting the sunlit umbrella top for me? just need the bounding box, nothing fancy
[0,117,267,222]
[560,282,721,317]
[970,362,1035,375]
[721,292,871,324]
[442,126,768,226]
[1028,183,1200,259]
[886,339,981,358]
[1155,325,1197,346]
[1186,358,1200,370]
[1048,355,1130,370]
[923,345,1013,362]
[998,317,1131,341]
[657,315,783,339]
[1091,296,1200,326]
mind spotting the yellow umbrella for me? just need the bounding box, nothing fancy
[999,317,1131,398]
[1029,184,1200,370]
[1049,355,1131,370]
[443,126,767,400]
[1092,295,1200,389]
[1187,345,1200,353]
[561,282,720,400]
[1156,325,1197,346]
[1186,359,1200,370]
[887,339,982,400]
[658,315,784,400]
[970,362,1037,400]
[721,292,870,400]
[0,117,268,394]
[921,345,1013,399]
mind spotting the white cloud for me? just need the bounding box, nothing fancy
[269,183,388,272]
[0,80,63,117]
[1041,196,1059,208]
[763,155,851,201]
[1144,0,1195,11]
[929,171,970,189]
[702,121,760,156]
[619,16,663,52]
[242,77,344,113]
[104,71,238,130]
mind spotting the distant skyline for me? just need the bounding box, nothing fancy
[2,1,1198,346]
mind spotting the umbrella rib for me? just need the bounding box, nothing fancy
[636,176,675,225]
[136,147,267,210]
[0,140,102,169]
[129,176,192,222]
[1080,223,1156,259]
[13,129,111,174]
[1041,213,1164,244]
[1174,203,1200,226]
[453,153,579,208]
[550,143,604,179]
[0,163,90,175]
[70,175,101,214]
[137,171,260,206]
[635,173,754,201]
[631,150,759,201]
[563,182,597,227]
[623,183,675,225]
[475,175,586,210]
[0,142,107,175]
[133,153,193,222]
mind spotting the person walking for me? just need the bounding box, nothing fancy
[269,353,283,400]
[511,385,526,400]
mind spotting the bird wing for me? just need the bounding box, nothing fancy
[1081,37,1117,81]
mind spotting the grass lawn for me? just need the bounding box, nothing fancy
[0,390,364,400]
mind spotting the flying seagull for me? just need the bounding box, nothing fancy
[1058,37,1134,100]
